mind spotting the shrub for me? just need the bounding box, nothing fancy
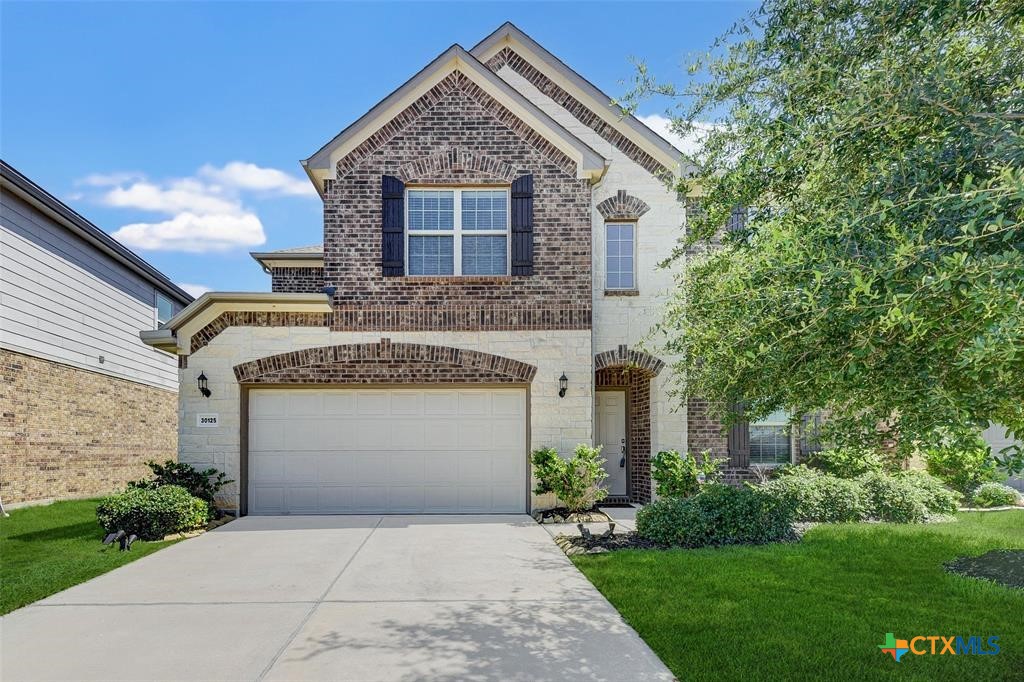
[636,483,795,548]
[970,482,1020,508]
[650,449,725,498]
[129,460,231,515]
[96,485,209,540]
[532,444,608,512]
[923,435,1004,497]
[857,472,927,523]
[895,470,961,515]
[808,447,893,478]
[761,466,864,522]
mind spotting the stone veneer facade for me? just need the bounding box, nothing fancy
[1,349,178,504]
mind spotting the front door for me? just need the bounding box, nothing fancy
[596,391,628,497]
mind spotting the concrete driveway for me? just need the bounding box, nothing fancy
[1,515,673,682]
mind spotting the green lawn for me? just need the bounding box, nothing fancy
[0,498,179,615]
[575,512,1023,682]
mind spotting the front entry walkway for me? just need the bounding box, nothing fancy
[2,515,672,681]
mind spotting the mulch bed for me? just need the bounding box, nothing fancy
[558,531,663,554]
[532,507,612,524]
[945,549,1024,590]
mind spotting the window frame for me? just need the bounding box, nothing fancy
[604,220,637,291]
[748,409,795,466]
[155,292,174,327]
[403,186,511,276]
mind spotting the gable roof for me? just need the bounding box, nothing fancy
[470,22,686,177]
[1,159,193,306]
[302,44,607,195]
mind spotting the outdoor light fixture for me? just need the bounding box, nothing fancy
[558,373,568,398]
[322,285,337,299]
[197,372,212,398]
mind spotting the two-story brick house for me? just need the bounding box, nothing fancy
[145,23,773,515]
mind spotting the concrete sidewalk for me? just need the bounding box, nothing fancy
[1,515,673,682]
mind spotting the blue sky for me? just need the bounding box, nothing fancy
[1,1,753,296]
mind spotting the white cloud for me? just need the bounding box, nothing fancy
[103,179,240,215]
[177,282,212,298]
[198,162,316,197]
[637,114,718,157]
[112,212,265,253]
[78,161,315,253]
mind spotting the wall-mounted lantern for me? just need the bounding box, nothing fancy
[558,373,568,398]
[197,372,212,398]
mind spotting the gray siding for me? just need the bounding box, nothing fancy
[1,192,180,390]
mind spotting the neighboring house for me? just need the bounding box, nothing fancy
[1,161,192,505]
[143,23,801,516]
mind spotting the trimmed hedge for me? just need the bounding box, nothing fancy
[636,484,795,548]
[96,485,209,540]
[761,466,864,522]
[760,466,959,523]
[971,483,1020,508]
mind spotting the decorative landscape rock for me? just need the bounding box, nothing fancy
[945,549,1024,590]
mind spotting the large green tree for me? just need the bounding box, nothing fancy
[630,0,1024,461]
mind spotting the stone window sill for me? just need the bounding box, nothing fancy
[604,289,640,297]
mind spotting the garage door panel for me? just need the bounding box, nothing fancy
[322,392,356,415]
[283,453,319,483]
[248,388,526,514]
[286,486,319,512]
[287,392,323,416]
[353,486,389,512]
[250,421,285,451]
[458,422,492,450]
[388,452,426,484]
[251,453,285,482]
[392,421,427,450]
[423,452,459,484]
[318,486,354,512]
[423,391,458,415]
[458,391,490,415]
[357,391,389,415]
[319,455,355,482]
[388,487,426,512]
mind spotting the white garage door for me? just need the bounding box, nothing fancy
[247,388,527,514]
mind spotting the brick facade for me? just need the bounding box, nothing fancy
[323,71,592,333]
[270,266,324,294]
[0,349,178,504]
[486,47,673,180]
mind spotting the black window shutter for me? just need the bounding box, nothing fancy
[382,175,404,276]
[510,174,534,276]
[726,403,750,467]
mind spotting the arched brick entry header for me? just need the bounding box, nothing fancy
[233,338,537,384]
[596,191,651,221]
[594,345,665,377]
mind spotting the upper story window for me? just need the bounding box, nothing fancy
[605,222,636,290]
[749,409,792,465]
[405,188,509,276]
[155,292,174,327]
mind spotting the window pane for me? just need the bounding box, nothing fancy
[461,190,507,230]
[749,425,791,464]
[156,293,174,326]
[408,190,454,231]
[408,235,454,275]
[605,223,635,289]
[462,235,507,275]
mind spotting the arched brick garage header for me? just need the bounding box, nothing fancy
[233,338,537,384]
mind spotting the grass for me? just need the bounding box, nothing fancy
[574,511,1024,682]
[0,498,179,615]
